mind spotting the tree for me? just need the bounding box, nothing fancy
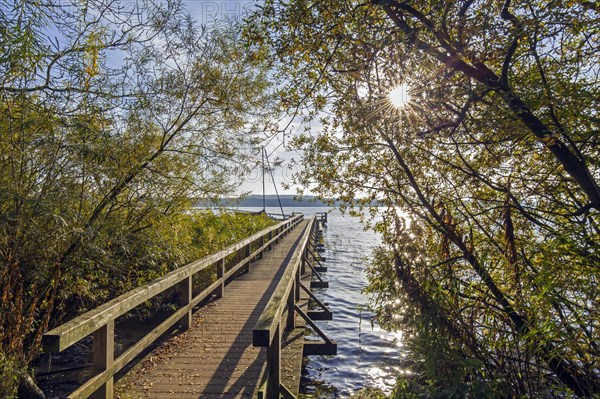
[247,0,600,396]
[0,0,275,394]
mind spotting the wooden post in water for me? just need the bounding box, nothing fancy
[92,321,114,399]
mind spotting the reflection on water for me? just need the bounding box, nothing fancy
[240,207,408,398]
[302,208,407,398]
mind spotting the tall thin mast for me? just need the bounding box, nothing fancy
[264,150,286,219]
[262,147,265,213]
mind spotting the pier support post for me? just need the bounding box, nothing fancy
[91,321,114,399]
[179,276,192,330]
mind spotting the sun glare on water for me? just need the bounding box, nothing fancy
[388,83,410,108]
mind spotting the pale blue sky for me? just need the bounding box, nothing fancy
[183,1,306,195]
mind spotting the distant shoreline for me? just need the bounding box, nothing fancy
[197,195,337,208]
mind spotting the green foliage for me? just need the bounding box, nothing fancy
[248,0,600,396]
[0,0,277,391]
[391,327,507,399]
[393,376,504,399]
[0,353,21,398]
[56,211,276,316]
[350,387,388,399]
[186,211,276,258]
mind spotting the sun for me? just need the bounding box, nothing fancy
[388,83,410,108]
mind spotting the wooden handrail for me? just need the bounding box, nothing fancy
[253,215,336,399]
[42,213,304,399]
[253,216,315,346]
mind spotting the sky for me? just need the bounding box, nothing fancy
[184,0,257,24]
[184,0,309,196]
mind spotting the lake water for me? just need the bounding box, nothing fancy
[240,207,407,398]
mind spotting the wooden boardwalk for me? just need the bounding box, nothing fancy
[116,220,310,398]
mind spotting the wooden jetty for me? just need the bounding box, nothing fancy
[42,212,335,399]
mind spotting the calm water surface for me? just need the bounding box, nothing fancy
[241,207,407,398]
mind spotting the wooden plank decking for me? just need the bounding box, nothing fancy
[116,219,310,399]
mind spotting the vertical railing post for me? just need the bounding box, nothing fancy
[216,259,225,298]
[268,231,273,250]
[179,275,192,330]
[91,321,114,399]
[286,283,296,330]
[301,254,306,275]
[309,236,316,265]
[295,266,301,302]
[267,324,281,398]
[259,236,264,259]
[244,244,251,273]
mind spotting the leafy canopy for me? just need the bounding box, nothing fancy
[246,0,600,396]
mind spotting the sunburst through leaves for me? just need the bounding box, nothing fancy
[388,83,410,108]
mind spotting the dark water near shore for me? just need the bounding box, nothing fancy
[241,207,407,398]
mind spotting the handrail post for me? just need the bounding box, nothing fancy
[179,275,192,330]
[267,324,281,398]
[91,321,114,399]
[286,285,296,330]
[301,254,306,275]
[294,265,301,302]
[244,244,251,273]
[216,259,225,298]
[259,236,265,259]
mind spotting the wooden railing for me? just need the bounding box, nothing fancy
[253,215,337,399]
[42,214,304,399]
[316,211,328,226]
